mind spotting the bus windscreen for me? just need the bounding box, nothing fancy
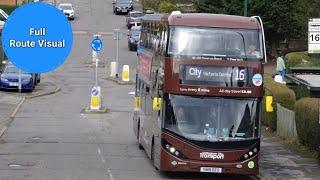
[164,95,259,142]
[168,26,263,61]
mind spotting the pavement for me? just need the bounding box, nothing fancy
[0,92,24,136]
[0,0,318,180]
[259,135,320,179]
[0,74,60,138]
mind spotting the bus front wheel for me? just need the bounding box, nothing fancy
[151,142,159,171]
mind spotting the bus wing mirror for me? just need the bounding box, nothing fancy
[266,96,273,112]
[134,97,141,111]
[153,97,162,111]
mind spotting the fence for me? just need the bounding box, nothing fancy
[276,103,298,140]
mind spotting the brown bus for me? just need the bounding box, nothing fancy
[133,12,266,175]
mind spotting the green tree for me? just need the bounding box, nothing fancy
[249,0,307,41]
[158,2,176,13]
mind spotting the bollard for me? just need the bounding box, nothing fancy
[122,65,130,82]
[110,61,117,77]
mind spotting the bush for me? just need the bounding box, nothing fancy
[288,85,310,100]
[284,51,310,71]
[295,98,320,150]
[263,74,296,131]
[0,5,18,15]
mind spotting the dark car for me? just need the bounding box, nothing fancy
[0,64,39,92]
[128,26,141,51]
[113,0,133,15]
[126,11,143,29]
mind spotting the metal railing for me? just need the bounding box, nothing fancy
[276,103,298,140]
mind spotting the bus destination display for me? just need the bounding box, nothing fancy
[181,65,252,87]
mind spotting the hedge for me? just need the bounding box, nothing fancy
[288,85,310,100]
[295,98,320,151]
[0,5,18,15]
[284,51,310,71]
[263,74,296,131]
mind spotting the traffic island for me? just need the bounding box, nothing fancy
[82,106,109,114]
[85,60,107,68]
[105,77,135,85]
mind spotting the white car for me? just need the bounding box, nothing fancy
[58,3,75,20]
[0,9,9,30]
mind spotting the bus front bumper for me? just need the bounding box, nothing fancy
[160,148,259,175]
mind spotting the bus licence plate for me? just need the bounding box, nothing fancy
[200,167,222,173]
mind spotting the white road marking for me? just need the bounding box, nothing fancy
[97,148,106,163]
[107,169,114,180]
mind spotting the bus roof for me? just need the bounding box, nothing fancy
[143,13,261,30]
[169,13,261,29]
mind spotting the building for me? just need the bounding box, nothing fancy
[0,0,25,5]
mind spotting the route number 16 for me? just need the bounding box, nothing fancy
[235,69,245,81]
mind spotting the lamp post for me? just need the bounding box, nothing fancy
[244,0,248,16]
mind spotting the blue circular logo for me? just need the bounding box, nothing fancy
[1,2,73,73]
[252,73,263,86]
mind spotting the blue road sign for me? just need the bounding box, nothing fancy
[91,38,103,52]
[91,87,99,96]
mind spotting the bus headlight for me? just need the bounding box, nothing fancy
[237,145,260,162]
[169,147,176,154]
[162,139,186,158]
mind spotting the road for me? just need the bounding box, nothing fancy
[0,0,257,179]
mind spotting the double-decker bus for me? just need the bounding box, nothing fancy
[133,12,266,175]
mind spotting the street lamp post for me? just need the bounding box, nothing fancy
[244,0,248,16]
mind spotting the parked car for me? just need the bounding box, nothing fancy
[126,11,143,29]
[58,3,75,20]
[128,26,141,51]
[0,8,9,30]
[0,64,39,92]
[113,0,133,15]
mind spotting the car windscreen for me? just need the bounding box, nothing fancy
[168,26,263,61]
[131,13,143,17]
[59,5,72,10]
[131,30,141,37]
[0,9,8,20]
[4,66,27,74]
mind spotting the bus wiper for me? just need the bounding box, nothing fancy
[202,53,226,57]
